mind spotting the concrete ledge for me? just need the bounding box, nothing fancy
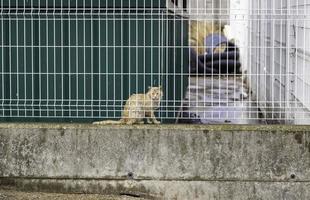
[2,178,310,200]
[1,123,310,199]
[1,122,310,131]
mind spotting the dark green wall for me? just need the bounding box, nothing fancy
[0,1,189,123]
[2,0,165,8]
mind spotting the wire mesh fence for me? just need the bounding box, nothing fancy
[0,0,310,125]
[0,0,189,123]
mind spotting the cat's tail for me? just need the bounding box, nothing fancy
[93,119,124,125]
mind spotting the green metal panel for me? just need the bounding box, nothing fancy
[0,6,189,123]
[161,13,189,122]
[2,0,165,8]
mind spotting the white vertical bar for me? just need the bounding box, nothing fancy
[162,8,165,119]
[39,0,41,117]
[105,0,108,117]
[136,0,138,113]
[165,9,168,119]
[265,0,273,120]
[113,0,115,118]
[226,6,229,121]
[120,0,123,117]
[46,0,49,117]
[1,0,4,116]
[98,0,101,118]
[158,6,161,120]
[211,0,214,120]
[279,0,283,121]
[264,0,267,120]
[9,0,12,117]
[61,0,63,117]
[91,0,93,118]
[284,1,293,123]
[173,0,176,118]
[75,0,78,118]
[285,0,291,122]
[143,0,146,116]
[195,2,198,120]
[68,0,71,118]
[31,0,34,117]
[24,0,27,116]
[180,0,184,123]
[255,0,259,121]
[151,0,153,90]
[271,0,275,121]
[248,0,252,121]
[83,0,86,117]
[227,14,230,121]
[203,8,206,121]
[296,0,300,121]
[303,2,306,121]
[53,0,56,117]
[233,4,236,121]
[128,2,131,112]
[219,0,222,120]
[189,0,193,120]
[16,0,19,117]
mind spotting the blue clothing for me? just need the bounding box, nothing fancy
[205,34,228,54]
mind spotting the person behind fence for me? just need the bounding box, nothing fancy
[93,86,163,125]
[190,33,242,74]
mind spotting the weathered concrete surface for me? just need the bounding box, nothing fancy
[1,123,310,199]
[0,186,146,200]
[1,179,310,200]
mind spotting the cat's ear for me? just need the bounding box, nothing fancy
[148,86,152,90]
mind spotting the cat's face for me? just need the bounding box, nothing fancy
[148,87,163,100]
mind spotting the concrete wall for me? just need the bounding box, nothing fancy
[1,123,310,199]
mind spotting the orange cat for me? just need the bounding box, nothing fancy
[93,87,163,125]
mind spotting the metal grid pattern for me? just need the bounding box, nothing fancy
[0,0,310,125]
[0,0,189,123]
[248,0,310,124]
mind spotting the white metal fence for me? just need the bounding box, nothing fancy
[0,0,189,123]
[0,0,310,125]
[248,0,310,124]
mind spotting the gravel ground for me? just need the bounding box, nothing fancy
[0,187,146,200]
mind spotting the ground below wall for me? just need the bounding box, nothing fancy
[1,123,310,199]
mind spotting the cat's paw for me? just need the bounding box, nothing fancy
[153,120,161,124]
